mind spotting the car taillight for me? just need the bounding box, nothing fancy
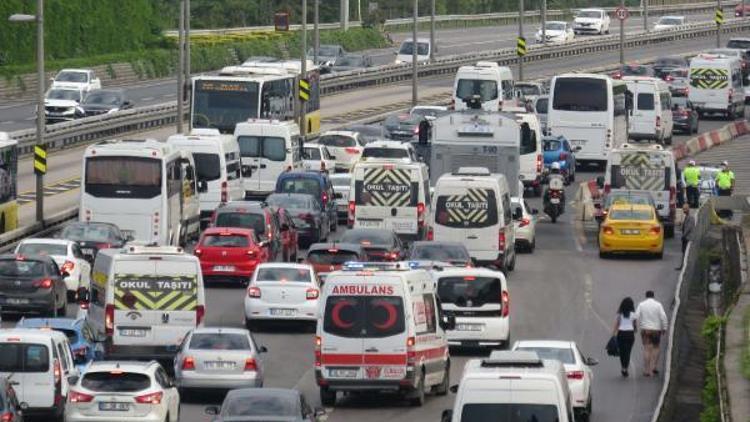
[53,358,61,388]
[602,225,615,235]
[426,226,434,241]
[501,291,510,317]
[196,305,205,325]
[247,286,261,298]
[345,147,359,154]
[135,391,163,405]
[536,154,542,173]
[105,304,114,335]
[559,152,568,160]
[246,249,257,257]
[567,370,584,380]
[604,183,611,194]
[498,231,506,251]
[33,278,53,289]
[181,356,195,370]
[306,288,320,300]
[387,252,399,261]
[650,225,662,235]
[519,218,530,228]
[656,116,661,129]
[244,358,258,371]
[96,242,111,249]
[194,248,202,257]
[220,181,228,203]
[417,202,425,227]
[68,390,94,403]
[322,192,328,206]
[315,336,322,367]
[61,260,75,275]
[0,412,13,422]
[406,336,416,366]
[348,201,356,226]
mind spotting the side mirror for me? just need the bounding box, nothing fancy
[67,375,80,385]
[281,223,290,231]
[205,406,220,416]
[197,180,208,193]
[585,357,599,366]
[449,385,459,394]
[259,345,268,353]
[329,155,337,160]
[440,314,456,331]
[441,409,454,422]
[596,176,605,189]
[314,407,327,417]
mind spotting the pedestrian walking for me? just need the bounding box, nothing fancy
[612,297,637,377]
[634,291,668,377]
[715,161,735,218]
[682,160,701,208]
[676,203,696,271]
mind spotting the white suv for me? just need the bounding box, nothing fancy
[573,9,611,35]
[15,238,92,300]
[361,139,418,162]
[65,361,180,422]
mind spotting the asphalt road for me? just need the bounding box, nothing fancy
[0,11,714,132]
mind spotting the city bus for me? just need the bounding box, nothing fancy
[190,60,321,136]
[547,73,629,168]
[80,139,201,246]
[0,133,17,234]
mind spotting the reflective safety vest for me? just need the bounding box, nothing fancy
[716,170,734,190]
[683,166,700,187]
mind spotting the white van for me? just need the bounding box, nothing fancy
[234,119,302,199]
[509,111,544,196]
[604,143,677,237]
[622,76,674,144]
[167,129,244,226]
[433,267,510,348]
[88,245,206,361]
[431,168,516,271]
[350,160,431,240]
[0,329,77,418]
[453,62,514,111]
[689,53,746,118]
[444,351,574,422]
[395,38,431,65]
[316,262,454,407]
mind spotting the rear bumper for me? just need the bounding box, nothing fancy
[0,294,55,314]
[599,234,663,253]
[316,370,417,391]
[64,408,166,422]
[104,342,179,360]
[447,318,510,347]
[244,300,318,321]
[177,372,262,389]
[200,264,257,279]
[629,132,659,141]
[244,190,273,201]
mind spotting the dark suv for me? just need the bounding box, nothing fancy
[210,201,283,261]
[275,171,338,234]
[0,255,68,317]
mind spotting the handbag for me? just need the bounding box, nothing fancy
[606,336,619,357]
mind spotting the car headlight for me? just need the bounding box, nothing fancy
[395,59,403,64]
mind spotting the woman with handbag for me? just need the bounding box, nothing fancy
[613,297,637,377]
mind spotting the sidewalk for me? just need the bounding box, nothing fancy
[725,226,750,422]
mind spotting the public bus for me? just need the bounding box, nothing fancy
[547,73,628,168]
[190,60,321,136]
[80,139,200,246]
[0,133,18,234]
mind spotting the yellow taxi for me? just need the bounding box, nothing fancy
[599,203,663,259]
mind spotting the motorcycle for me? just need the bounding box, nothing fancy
[544,186,565,223]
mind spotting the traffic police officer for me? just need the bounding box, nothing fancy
[715,160,735,218]
[683,160,701,208]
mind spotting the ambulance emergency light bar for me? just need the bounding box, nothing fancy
[342,261,455,272]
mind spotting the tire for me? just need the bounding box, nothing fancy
[551,213,557,223]
[599,250,608,259]
[244,318,257,331]
[408,371,426,407]
[507,252,516,272]
[655,251,664,260]
[434,362,450,396]
[320,387,336,406]
[529,238,536,253]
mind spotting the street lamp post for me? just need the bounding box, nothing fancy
[541,0,546,45]
[301,0,308,146]
[643,0,648,31]
[184,0,191,109]
[9,0,45,224]
[412,0,418,107]
[620,0,625,64]
[430,0,436,61]
[177,0,185,133]
[314,0,319,65]
[518,0,524,80]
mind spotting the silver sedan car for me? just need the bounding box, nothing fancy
[173,327,266,391]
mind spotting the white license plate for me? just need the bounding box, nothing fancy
[99,402,129,411]
[5,298,28,305]
[391,221,417,232]
[213,265,235,272]
[622,229,640,235]
[550,198,561,204]
[81,248,94,255]
[329,368,358,378]
[456,323,484,332]
[571,140,587,146]
[120,328,147,337]
[205,361,236,370]
[358,219,382,228]
[270,308,297,316]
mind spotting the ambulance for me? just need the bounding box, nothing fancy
[315,262,455,407]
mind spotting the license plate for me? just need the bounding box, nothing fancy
[205,361,236,370]
[5,298,28,305]
[391,221,417,232]
[358,219,382,228]
[571,140,587,146]
[550,198,561,204]
[693,102,705,108]
[270,308,297,316]
[120,328,147,337]
[456,323,483,332]
[99,402,129,411]
[329,368,357,378]
[81,248,94,255]
[621,229,640,235]
[213,265,235,272]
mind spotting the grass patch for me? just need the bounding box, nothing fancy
[700,315,726,422]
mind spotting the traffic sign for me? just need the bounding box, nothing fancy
[33,145,46,175]
[715,8,724,25]
[299,78,310,101]
[615,6,629,21]
[516,37,527,57]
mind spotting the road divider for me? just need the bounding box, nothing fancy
[673,120,750,160]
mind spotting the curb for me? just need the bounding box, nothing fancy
[673,120,750,161]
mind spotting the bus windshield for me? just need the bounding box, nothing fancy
[552,77,608,112]
[84,157,162,199]
[192,80,260,133]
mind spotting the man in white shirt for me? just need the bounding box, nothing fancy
[634,290,668,377]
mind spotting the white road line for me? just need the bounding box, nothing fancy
[142,97,155,102]
[23,116,35,121]
[163,93,177,98]
[584,273,612,332]
[0,121,15,125]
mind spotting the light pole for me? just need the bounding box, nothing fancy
[541,0,546,45]
[518,0,524,81]
[643,0,648,32]
[314,0,319,65]
[184,0,191,109]
[619,0,625,64]
[412,0,418,107]
[430,0,436,61]
[9,1,45,224]
[717,0,722,48]
[301,0,308,145]
[177,0,185,133]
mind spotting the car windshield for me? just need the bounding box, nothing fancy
[47,89,81,101]
[411,245,470,262]
[17,243,67,257]
[201,234,250,247]
[656,58,686,68]
[578,10,602,18]
[361,147,409,159]
[399,42,429,55]
[517,85,541,96]
[83,91,123,106]
[543,140,561,151]
[255,267,312,282]
[657,17,682,25]
[214,212,266,235]
[609,209,654,220]
[304,147,322,160]
[189,333,250,350]
[411,108,446,118]
[456,79,499,102]
[318,134,357,147]
[728,39,750,49]
[340,230,393,246]
[336,55,365,67]
[0,260,46,277]
[460,403,559,421]
[324,296,406,338]
[606,193,652,207]
[669,68,688,78]
[515,346,576,364]
[56,71,87,83]
[437,276,502,306]
[330,177,350,188]
[624,65,651,75]
[81,372,151,392]
[222,394,297,417]
[306,250,360,264]
[61,224,118,242]
[544,22,565,31]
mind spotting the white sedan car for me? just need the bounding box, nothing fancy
[65,361,180,422]
[511,198,538,253]
[244,263,320,327]
[535,21,575,43]
[512,340,597,420]
[329,173,352,222]
[303,143,336,172]
[15,238,92,299]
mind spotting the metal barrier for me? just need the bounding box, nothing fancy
[0,207,78,254]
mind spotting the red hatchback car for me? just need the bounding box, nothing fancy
[194,228,270,285]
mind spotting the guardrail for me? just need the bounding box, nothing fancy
[164,1,739,35]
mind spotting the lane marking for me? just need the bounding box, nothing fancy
[142,97,155,102]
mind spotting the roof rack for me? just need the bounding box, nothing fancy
[453,167,491,176]
[481,351,544,368]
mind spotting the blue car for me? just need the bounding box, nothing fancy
[16,317,104,372]
[542,135,577,183]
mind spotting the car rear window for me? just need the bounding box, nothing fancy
[223,395,296,417]
[361,148,409,159]
[192,153,222,182]
[278,178,322,198]
[543,140,561,151]
[255,267,311,282]
[609,209,654,220]
[58,329,78,343]
[355,168,418,208]
[330,177,350,188]
[0,260,46,278]
[324,296,405,338]
[189,333,250,350]
[82,372,151,392]
[460,403,559,422]
[637,93,655,110]
[515,346,575,364]
[340,230,392,246]
[410,245,470,262]
[214,212,266,236]
[202,234,250,247]
[17,243,68,257]
[318,135,356,148]
[0,343,49,372]
[434,190,499,229]
[307,250,360,264]
[728,39,750,50]
[437,276,502,306]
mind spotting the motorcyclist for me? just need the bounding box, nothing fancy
[544,162,566,213]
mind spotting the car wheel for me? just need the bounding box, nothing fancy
[57,294,67,317]
[408,370,426,406]
[529,238,536,253]
[433,362,450,396]
[244,318,257,331]
[507,252,516,272]
[599,250,608,259]
[331,214,338,232]
[320,387,336,406]
[655,251,664,260]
